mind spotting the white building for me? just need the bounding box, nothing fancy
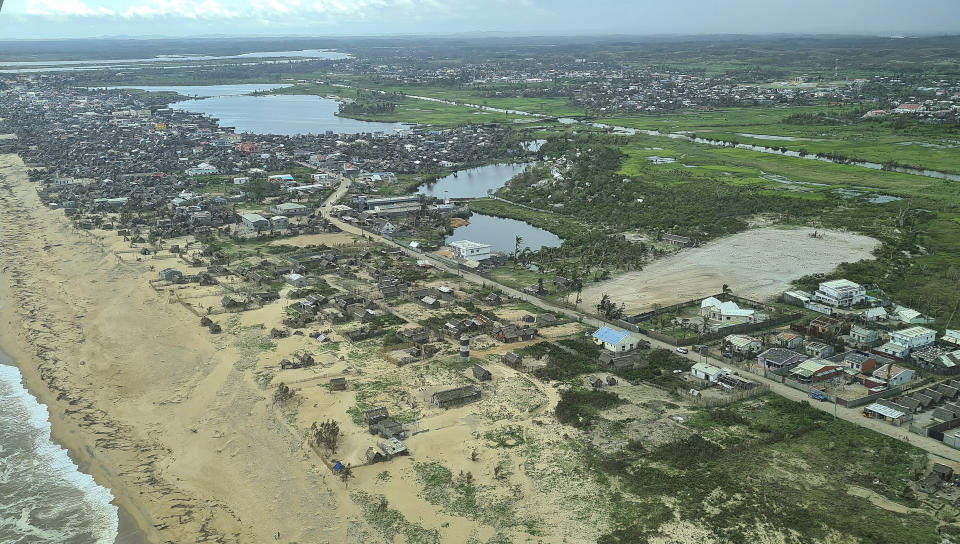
[233,177,249,185]
[725,334,762,354]
[285,273,307,287]
[813,279,865,308]
[270,202,311,216]
[240,213,269,231]
[449,240,492,261]
[186,162,218,176]
[691,362,725,383]
[943,330,960,347]
[700,297,760,324]
[592,326,637,352]
[888,326,937,351]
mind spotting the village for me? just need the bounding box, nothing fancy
[5,53,960,542]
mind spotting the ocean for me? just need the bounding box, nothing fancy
[0,361,119,543]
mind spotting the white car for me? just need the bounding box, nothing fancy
[676,347,689,354]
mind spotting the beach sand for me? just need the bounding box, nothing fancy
[0,153,355,543]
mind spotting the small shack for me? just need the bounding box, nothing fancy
[472,364,492,381]
[330,377,347,391]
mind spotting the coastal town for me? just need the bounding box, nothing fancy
[3,32,960,544]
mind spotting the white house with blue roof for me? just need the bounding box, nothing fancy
[592,326,637,352]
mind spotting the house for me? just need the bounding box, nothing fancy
[270,202,311,216]
[849,325,880,346]
[725,334,762,354]
[894,103,924,113]
[809,315,843,337]
[790,359,842,383]
[372,219,396,236]
[285,273,307,288]
[497,325,537,343]
[756,348,801,370]
[863,307,888,322]
[841,351,877,374]
[776,332,804,349]
[862,403,909,425]
[240,213,269,231]
[502,351,523,367]
[592,326,637,353]
[876,341,910,359]
[431,385,482,408]
[329,377,347,391]
[449,240,492,261]
[872,364,915,387]
[889,326,937,352]
[892,306,934,325]
[814,279,865,307]
[233,177,249,185]
[943,330,960,348]
[158,268,183,282]
[364,407,389,427]
[472,364,492,381]
[270,215,289,230]
[186,162,217,176]
[700,297,760,324]
[805,341,835,359]
[420,296,440,309]
[783,290,812,306]
[662,233,692,246]
[691,362,725,383]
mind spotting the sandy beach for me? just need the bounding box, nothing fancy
[0,152,355,543]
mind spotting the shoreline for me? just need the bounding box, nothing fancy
[0,346,151,544]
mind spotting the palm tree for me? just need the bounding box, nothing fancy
[513,235,524,265]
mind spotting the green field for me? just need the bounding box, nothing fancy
[598,106,960,174]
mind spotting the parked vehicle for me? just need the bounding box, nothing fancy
[722,352,732,358]
[809,390,827,402]
[676,347,689,354]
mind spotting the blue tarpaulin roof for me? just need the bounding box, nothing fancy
[333,461,343,471]
[592,326,630,345]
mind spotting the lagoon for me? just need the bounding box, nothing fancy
[418,163,531,199]
[447,213,561,254]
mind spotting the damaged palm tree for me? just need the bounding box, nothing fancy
[310,419,340,452]
[273,382,295,405]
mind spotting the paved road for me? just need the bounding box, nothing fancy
[320,176,960,466]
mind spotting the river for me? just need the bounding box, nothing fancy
[395,94,960,182]
[113,84,409,136]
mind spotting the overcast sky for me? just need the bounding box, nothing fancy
[1,0,959,40]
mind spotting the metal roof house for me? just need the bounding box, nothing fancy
[592,326,636,352]
[431,385,481,408]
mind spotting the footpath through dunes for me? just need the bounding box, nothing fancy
[579,226,880,315]
[0,153,352,543]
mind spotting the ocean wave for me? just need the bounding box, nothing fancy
[0,363,119,544]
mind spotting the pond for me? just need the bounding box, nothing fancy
[446,213,562,254]
[418,162,531,199]
[117,84,409,136]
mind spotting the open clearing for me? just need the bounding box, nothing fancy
[581,226,879,314]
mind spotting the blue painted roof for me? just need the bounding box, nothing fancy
[592,326,630,345]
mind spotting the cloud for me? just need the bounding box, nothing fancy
[25,0,115,16]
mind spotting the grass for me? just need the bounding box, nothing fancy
[591,394,942,543]
[598,106,960,174]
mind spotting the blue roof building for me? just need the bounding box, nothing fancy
[592,326,636,352]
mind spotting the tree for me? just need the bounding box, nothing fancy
[273,383,295,405]
[513,235,524,265]
[310,419,341,452]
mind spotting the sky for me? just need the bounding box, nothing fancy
[1,0,959,40]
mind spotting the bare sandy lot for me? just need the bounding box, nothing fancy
[582,226,879,314]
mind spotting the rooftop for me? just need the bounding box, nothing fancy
[593,326,631,345]
[864,402,905,419]
[892,326,936,339]
[449,240,491,250]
